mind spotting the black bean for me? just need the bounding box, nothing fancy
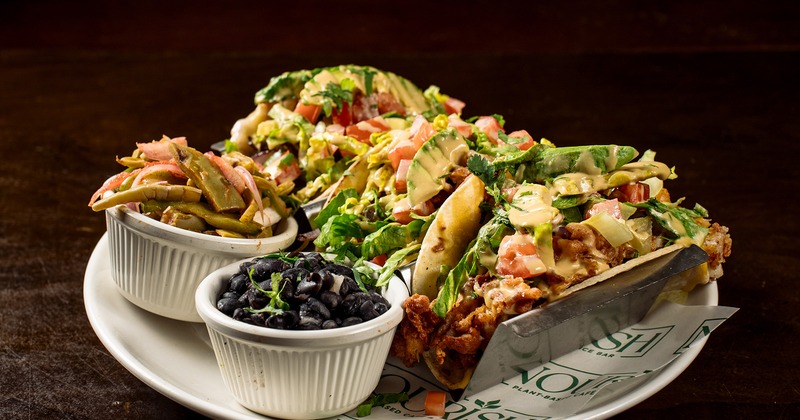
[321,319,339,329]
[222,291,240,300]
[232,307,246,321]
[341,317,363,327]
[305,297,331,320]
[359,300,380,321]
[374,302,389,316]
[239,260,257,276]
[318,269,335,291]
[252,258,291,281]
[319,291,341,311]
[249,312,267,326]
[296,274,322,296]
[342,292,371,317]
[367,291,385,303]
[244,288,268,309]
[295,252,326,271]
[228,272,249,294]
[278,279,294,300]
[298,315,323,330]
[217,297,242,315]
[327,263,354,279]
[282,267,310,283]
[338,276,360,296]
[265,310,299,329]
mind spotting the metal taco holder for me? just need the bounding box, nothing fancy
[456,244,709,400]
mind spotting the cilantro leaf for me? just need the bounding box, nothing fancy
[356,392,409,417]
[314,81,355,117]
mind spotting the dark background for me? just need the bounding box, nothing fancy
[1,1,799,419]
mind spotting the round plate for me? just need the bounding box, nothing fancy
[84,234,716,419]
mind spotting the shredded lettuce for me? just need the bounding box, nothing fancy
[314,188,358,228]
[377,244,421,287]
[632,198,709,246]
[432,213,513,318]
[362,224,408,260]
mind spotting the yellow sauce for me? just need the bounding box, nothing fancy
[508,184,560,229]
[551,161,671,196]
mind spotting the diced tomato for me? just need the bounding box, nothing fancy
[410,115,437,148]
[424,391,447,417]
[502,129,536,151]
[443,96,466,114]
[474,116,504,144]
[262,150,302,185]
[332,101,352,126]
[388,139,419,171]
[293,103,322,124]
[371,253,388,267]
[345,116,391,144]
[496,233,547,279]
[448,114,473,137]
[376,92,406,115]
[612,183,650,204]
[585,198,623,219]
[351,91,379,122]
[392,198,434,224]
[394,159,412,192]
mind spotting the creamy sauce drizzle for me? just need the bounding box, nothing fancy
[508,184,560,229]
[551,161,671,196]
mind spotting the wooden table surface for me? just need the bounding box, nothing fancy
[1,1,798,419]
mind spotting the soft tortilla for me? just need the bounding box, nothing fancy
[412,174,485,299]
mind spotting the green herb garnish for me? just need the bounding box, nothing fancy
[356,392,409,417]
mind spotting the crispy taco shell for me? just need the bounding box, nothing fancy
[421,243,711,390]
[423,348,474,390]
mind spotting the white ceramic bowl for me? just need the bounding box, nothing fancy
[195,257,409,419]
[104,205,298,322]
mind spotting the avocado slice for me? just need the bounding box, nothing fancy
[299,65,433,116]
[527,145,639,182]
[406,128,469,206]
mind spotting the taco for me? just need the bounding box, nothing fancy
[222,65,465,207]
[309,105,516,283]
[390,140,733,390]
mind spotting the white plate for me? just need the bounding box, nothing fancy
[84,234,716,419]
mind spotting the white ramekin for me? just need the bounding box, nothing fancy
[195,257,409,419]
[104,205,298,322]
